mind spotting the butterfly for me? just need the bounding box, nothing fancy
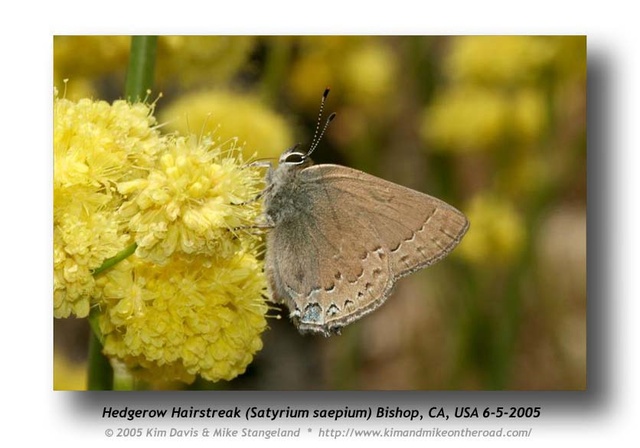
[261,89,469,336]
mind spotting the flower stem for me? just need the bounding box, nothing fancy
[87,329,113,390]
[92,243,137,277]
[125,36,158,102]
[112,361,135,390]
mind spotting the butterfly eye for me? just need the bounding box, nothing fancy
[284,152,307,165]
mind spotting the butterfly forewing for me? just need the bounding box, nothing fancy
[302,165,469,274]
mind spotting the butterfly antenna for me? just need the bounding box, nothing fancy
[307,87,336,158]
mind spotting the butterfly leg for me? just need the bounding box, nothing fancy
[231,183,274,206]
[245,160,274,169]
[231,161,274,206]
[230,213,275,233]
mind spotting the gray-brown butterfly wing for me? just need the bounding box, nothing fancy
[265,164,469,336]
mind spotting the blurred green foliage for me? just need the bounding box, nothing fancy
[54,35,586,390]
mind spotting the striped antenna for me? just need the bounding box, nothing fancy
[307,87,336,158]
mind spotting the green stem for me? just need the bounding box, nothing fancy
[112,362,135,391]
[87,329,113,390]
[92,243,137,277]
[125,36,158,102]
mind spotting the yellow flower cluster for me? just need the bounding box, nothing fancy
[340,43,397,111]
[455,194,526,265]
[117,133,263,264]
[422,86,509,152]
[444,36,556,85]
[96,253,267,384]
[288,36,398,114]
[421,36,560,152]
[159,90,294,162]
[54,94,268,384]
[422,84,547,152]
[54,96,162,318]
[54,211,127,318]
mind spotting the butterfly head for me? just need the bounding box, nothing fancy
[278,144,314,169]
[277,87,336,172]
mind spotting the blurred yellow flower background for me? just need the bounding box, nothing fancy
[54,35,586,391]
